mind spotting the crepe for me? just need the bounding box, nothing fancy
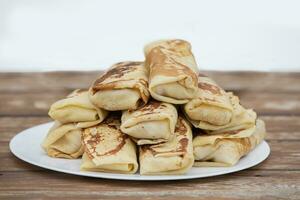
[42,121,84,159]
[89,61,150,111]
[184,74,233,126]
[193,119,266,167]
[121,100,178,145]
[144,39,199,104]
[48,89,108,125]
[81,115,138,174]
[187,92,257,132]
[139,116,194,175]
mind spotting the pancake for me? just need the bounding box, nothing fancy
[144,39,198,104]
[48,89,107,125]
[184,74,233,126]
[42,121,84,159]
[139,116,194,175]
[89,61,149,111]
[81,115,138,174]
[193,119,266,166]
[121,100,178,145]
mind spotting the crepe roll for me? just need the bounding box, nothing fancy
[42,121,84,159]
[48,89,108,125]
[184,74,233,126]
[121,100,178,145]
[81,115,138,174]
[193,119,266,167]
[144,39,198,104]
[187,93,257,132]
[139,117,194,175]
[89,61,149,111]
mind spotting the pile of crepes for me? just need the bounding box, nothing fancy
[42,39,266,175]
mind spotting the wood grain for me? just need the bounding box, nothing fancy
[0,71,299,200]
[0,171,299,200]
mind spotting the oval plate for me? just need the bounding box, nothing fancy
[9,122,270,181]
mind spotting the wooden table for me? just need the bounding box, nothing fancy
[0,71,299,200]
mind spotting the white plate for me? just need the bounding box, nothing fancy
[10,122,270,181]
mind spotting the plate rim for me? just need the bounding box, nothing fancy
[9,122,271,181]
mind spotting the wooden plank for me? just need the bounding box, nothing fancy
[0,92,68,116]
[1,116,300,142]
[0,152,41,172]
[261,116,300,140]
[236,91,300,115]
[0,71,299,93]
[0,71,98,93]
[252,140,300,170]
[205,71,300,93]
[0,170,299,200]
[0,91,299,117]
[1,140,300,172]
[0,117,51,142]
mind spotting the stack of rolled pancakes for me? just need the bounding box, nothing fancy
[42,39,266,175]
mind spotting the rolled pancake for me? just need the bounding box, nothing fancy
[81,115,138,174]
[193,119,266,167]
[89,61,149,111]
[42,121,84,159]
[139,116,194,175]
[121,100,178,145]
[184,74,233,126]
[144,39,198,104]
[48,89,107,125]
[187,93,257,132]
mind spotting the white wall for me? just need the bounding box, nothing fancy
[0,0,300,72]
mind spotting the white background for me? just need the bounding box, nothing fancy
[0,0,300,72]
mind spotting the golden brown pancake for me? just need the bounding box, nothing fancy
[186,92,257,132]
[121,100,178,145]
[139,116,194,175]
[144,39,199,104]
[89,61,149,111]
[42,121,84,159]
[81,115,138,174]
[184,75,233,126]
[193,119,266,166]
[48,89,107,126]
